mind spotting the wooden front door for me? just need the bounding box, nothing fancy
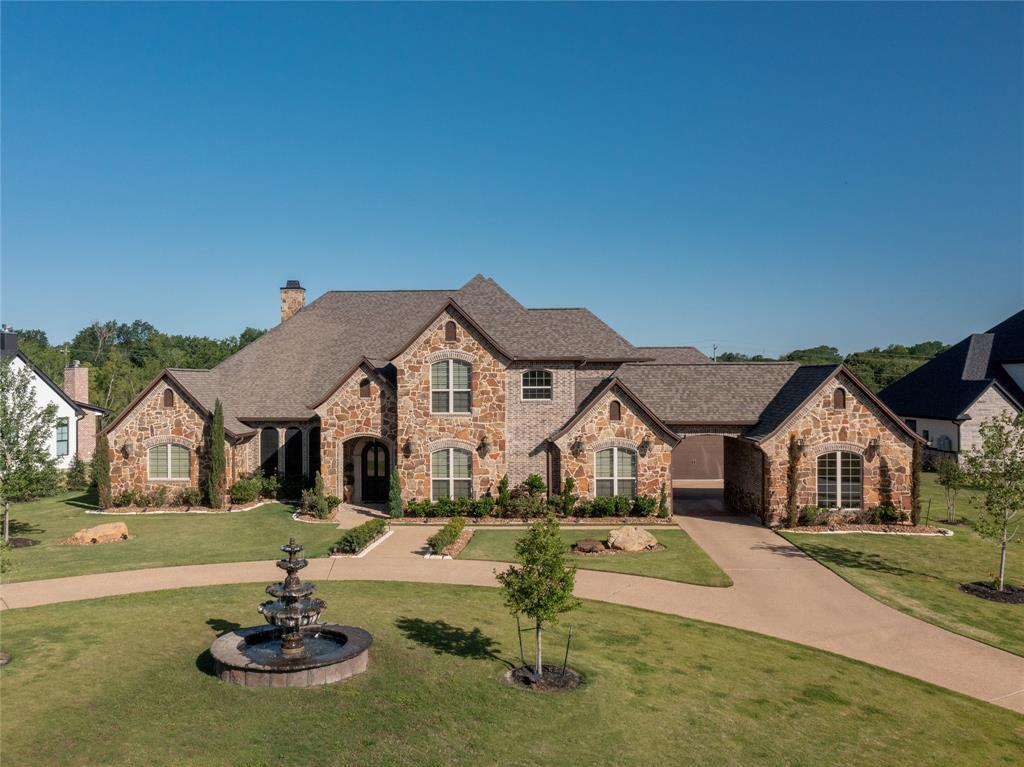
[361,442,389,502]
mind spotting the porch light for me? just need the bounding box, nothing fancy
[478,435,492,456]
[403,438,415,458]
[570,436,584,458]
[868,438,879,449]
[638,436,651,456]
[120,443,133,459]
[794,438,808,456]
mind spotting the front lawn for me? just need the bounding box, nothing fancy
[781,476,1023,656]
[1,582,1020,766]
[2,490,343,584]
[459,527,732,586]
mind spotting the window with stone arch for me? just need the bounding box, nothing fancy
[431,447,472,500]
[147,443,190,480]
[595,446,637,498]
[163,388,175,408]
[431,359,471,413]
[833,387,847,410]
[609,400,622,421]
[817,451,862,509]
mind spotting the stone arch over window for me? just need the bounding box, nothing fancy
[833,387,847,409]
[592,437,639,453]
[163,388,175,408]
[444,320,458,342]
[609,400,622,422]
[359,378,371,398]
[595,446,637,498]
[147,442,191,480]
[810,441,866,458]
[816,451,862,509]
[425,349,475,365]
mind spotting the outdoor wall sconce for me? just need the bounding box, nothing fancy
[868,438,879,449]
[403,438,415,458]
[478,435,492,457]
[638,436,651,457]
[794,438,808,456]
[570,436,584,458]
[120,443,132,459]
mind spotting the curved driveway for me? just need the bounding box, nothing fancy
[2,493,1022,714]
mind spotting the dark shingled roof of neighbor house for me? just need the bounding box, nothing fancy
[634,346,709,364]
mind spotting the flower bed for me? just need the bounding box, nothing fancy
[91,499,269,515]
[394,514,675,527]
[426,517,467,556]
[331,519,389,555]
[785,523,951,536]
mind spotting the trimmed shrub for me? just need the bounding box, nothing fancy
[134,492,153,509]
[497,474,510,511]
[474,496,495,518]
[334,518,387,554]
[864,505,908,525]
[205,399,226,509]
[614,495,632,516]
[427,516,466,555]
[657,483,669,518]
[112,489,137,508]
[632,495,657,517]
[560,475,577,516]
[228,475,263,505]
[152,486,168,508]
[798,505,822,526]
[94,431,112,509]
[388,468,403,518]
[300,472,341,519]
[406,499,432,518]
[523,474,547,497]
[176,487,202,507]
[260,473,279,499]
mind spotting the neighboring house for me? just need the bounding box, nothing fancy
[0,328,109,467]
[103,276,920,526]
[879,309,1023,461]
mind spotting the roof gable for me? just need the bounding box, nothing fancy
[10,351,84,416]
[549,377,680,446]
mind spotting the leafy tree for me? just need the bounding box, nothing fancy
[0,358,60,507]
[388,467,403,518]
[782,345,842,364]
[964,412,1024,592]
[206,399,226,508]
[94,431,112,509]
[496,516,580,679]
[935,456,965,524]
[66,456,91,491]
[786,435,801,528]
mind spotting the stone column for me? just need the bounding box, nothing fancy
[277,427,286,475]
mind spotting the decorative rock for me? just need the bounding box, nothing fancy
[607,526,657,552]
[575,538,605,554]
[65,522,130,545]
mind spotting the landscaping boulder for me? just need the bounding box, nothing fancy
[575,538,605,554]
[65,522,130,545]
[607,526,657,553]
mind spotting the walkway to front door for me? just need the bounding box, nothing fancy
[361,442,389,502]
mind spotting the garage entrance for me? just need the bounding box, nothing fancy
[671,435,724,482]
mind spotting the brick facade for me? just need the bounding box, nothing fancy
[959,385,1018,455]
[505,362,576,485]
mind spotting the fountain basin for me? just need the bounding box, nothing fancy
[211,623,372,687]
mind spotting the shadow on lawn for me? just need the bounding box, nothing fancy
[793,542,921,578]
[196,619,243,677]
[7,518,45,537]
[396,617,512,666]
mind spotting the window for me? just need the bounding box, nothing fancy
[260,428,279,476]
[431,448,472,500]
[431,359,471,413]
[365,443,387,478]
[148,444,190,480]
[905,419,917,432]
[609,401,622,421]
[522,370,553,400]
[833,388,846,409]
[444,321,457,342]
[595,447,637,498]
[359,378,371,398]
[163,388,175,408]
[922,429,930,442]
[937,435,952,451]
[816,451,862,509]
[55,418,69,457]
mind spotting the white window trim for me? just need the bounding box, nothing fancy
[594,446,637,497]
[147,443,191,482]
[521,369,553,401]
[55,418,70,458]
[430,447,473,501]
[816,450,862,510]
[430,359,472,414]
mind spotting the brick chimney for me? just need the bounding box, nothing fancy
[280,280,306,323]
[63,360,90,403]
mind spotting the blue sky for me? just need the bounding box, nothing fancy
[2,2,1021,356]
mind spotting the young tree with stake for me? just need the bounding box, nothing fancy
[935,455,965,525]
[964,412,1024,593]
[497,516,580,679]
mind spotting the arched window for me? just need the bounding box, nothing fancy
[817,451,862,509]
[522,370,553,400]
[163,388,175,408]
[609,401,622,421]
[359,378,371,398]
[260,428,279,476]
[431,447,472,500]
[148,443,190,480]
[595,447,637,498]
[284,428,303,479]
[308,426,321,479]
[431,359,471,413]
[833,388,847,409]
[444,321,457,342]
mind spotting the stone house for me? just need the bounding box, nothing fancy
[879,308,1023,462]
[1,327,109,466]
[102,276,920,525]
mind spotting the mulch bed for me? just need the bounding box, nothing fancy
[504,664,582,692]
[394,516,673,526]
[572,540,664,557]
[787,524,951,535]
[439,528,475,558]
[959,581,1024,605]
[95,501,266,515]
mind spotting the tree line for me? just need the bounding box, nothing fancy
[13,321,266,415]
[717,341,949,392]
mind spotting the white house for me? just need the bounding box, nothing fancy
[879,309,1023,461]
[0,328,108,467]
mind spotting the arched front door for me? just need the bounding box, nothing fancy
[361,442,389,502]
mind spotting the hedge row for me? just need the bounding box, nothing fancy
[405,494,663,519]
[427,516,466,555]
[333,519,388,554]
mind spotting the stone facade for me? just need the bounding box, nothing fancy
[750,373,916,526]
[394,310,508,502]
[552,387,674,504]
[280,283,306,323]
[314,366,398,498]
[723,437,764,517]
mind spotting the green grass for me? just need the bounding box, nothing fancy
[781,474,1023,657]
[1,582,1020,766]
[2,490,342,584]
[459,527,731,586]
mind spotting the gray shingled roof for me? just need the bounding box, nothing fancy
[635,346,709,364]
[614,363,801,425]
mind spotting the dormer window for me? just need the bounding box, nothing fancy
[609,400,622,421]
[444,321,457,342]
[163,388,175,408]
[833,388,846,410]
[359,378,371,398]
[522,370,553,400]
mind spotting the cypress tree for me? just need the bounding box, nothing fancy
[206,399,226,509]
[94,431,112,509]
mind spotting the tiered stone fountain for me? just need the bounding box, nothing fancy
[210,538,372,687]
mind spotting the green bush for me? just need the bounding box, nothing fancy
[260,473,279,499]
[112,490,136,508]
[134,492,153,509]
[152,486,168,508]
[560,475,577,516]
[406,499,432,518]
[632,496,657,517]
[798,505,822,526]
[2,464,64,502]
[474,496,495,518]
[510,493,545,520]
[65,457,91,491]
[864,505,907,525]
[523,474,547,497]
[497,474,510,511]
[176,487,202,507]
[228,475,263,504]
[427,516,466,555]
[388,468,403,518]
[333,518,388,554]
[300,473,341,519]
[657,483,669,518]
